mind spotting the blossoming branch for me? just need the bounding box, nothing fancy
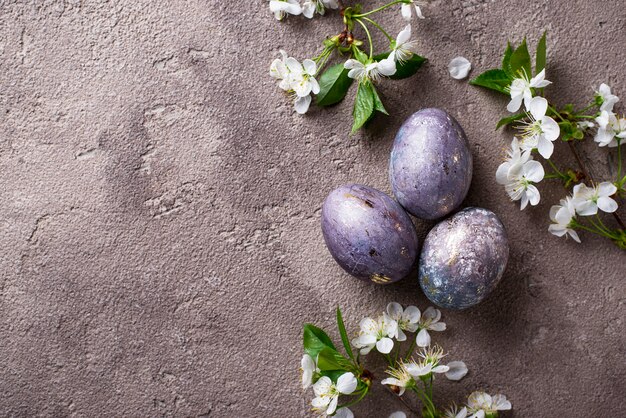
[269,0,429,132]
[300,303,511,417]
[470,33,626,249]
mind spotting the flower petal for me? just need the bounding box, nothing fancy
[415,329,431,347]
[303,59,317,76]
[507,94,524,113]
[492,394,512,410]
[401,4,411,21]
[387,302,403,319]
[327,395,339,415]
[529,96,548,120]
[597,196,618,213]
[536,136,554,159]
[404,305,421,323]
[389,412,407,418]
[448,56,472,80]
[445,361,468,381]
[294,95,311,114]
[376,337,394,354]
[337,372,357,394]
[598,181,617,197]
[397,24,412,45]
[335,408,354,418]
[523,160,545,183]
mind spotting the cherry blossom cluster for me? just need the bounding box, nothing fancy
[299,302,511,417]
[471,34,626,249]
[268,1,429,132]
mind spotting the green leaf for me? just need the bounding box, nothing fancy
[509,38,531,78]
[336,307,355,361]
[372,52,427,80]
[535,31,547,75]
[351,82,375,133]
[496,112,526,129]
[352,46,368,63]
[391,54,427,80]
[469,69,512,95]
[502,41,515,78]
[316,64,354,107]
[303,323,337,358]
[370,84,388,115]
[317,347,353,371]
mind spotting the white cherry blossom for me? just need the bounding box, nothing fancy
[415,306,446,347]
[594,110,626,147]
[467,392,512,418]
[311,373,358,415]
[352,313,398,354]
[390,25,418,64]
[401,1,426,21]
[496,138,545,210]
[285,57,320,114]
[269,0,302,20]
[517,97,560,159]
[548,197,580,243]
[572,182,618,215]
[507,68,551,112]
[596,83,619,112]
[344,58,396,82]
[381,362,415,396]
[386,302,420,341]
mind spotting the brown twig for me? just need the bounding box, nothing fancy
[385,387,420,417]
[567,141,626,230]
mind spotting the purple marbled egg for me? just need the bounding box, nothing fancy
[321,184,419,284]
[419,207,509,309]
[390,108,473,220]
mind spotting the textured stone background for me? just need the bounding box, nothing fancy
[1,0,625,416]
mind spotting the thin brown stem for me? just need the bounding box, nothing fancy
[568,141,626,230]
[385,387,420,417]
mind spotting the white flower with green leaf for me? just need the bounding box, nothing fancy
[415,307,446,347]
[311,373,358,415]
[352,313,398,354]
[507,68,551,112]
[572,182,618,215]
[269,0,302,20]
[517,96,560,159]
[467,392,512,418]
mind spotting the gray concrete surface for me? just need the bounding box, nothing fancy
[1,0,625,416]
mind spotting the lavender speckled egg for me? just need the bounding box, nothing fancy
[321,184,419,284]
[390,108,473,220]
[419,207,509,309]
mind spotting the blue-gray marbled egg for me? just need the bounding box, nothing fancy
[321,184,419,284]
[390,108,473,220]
[419,207,509,309]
